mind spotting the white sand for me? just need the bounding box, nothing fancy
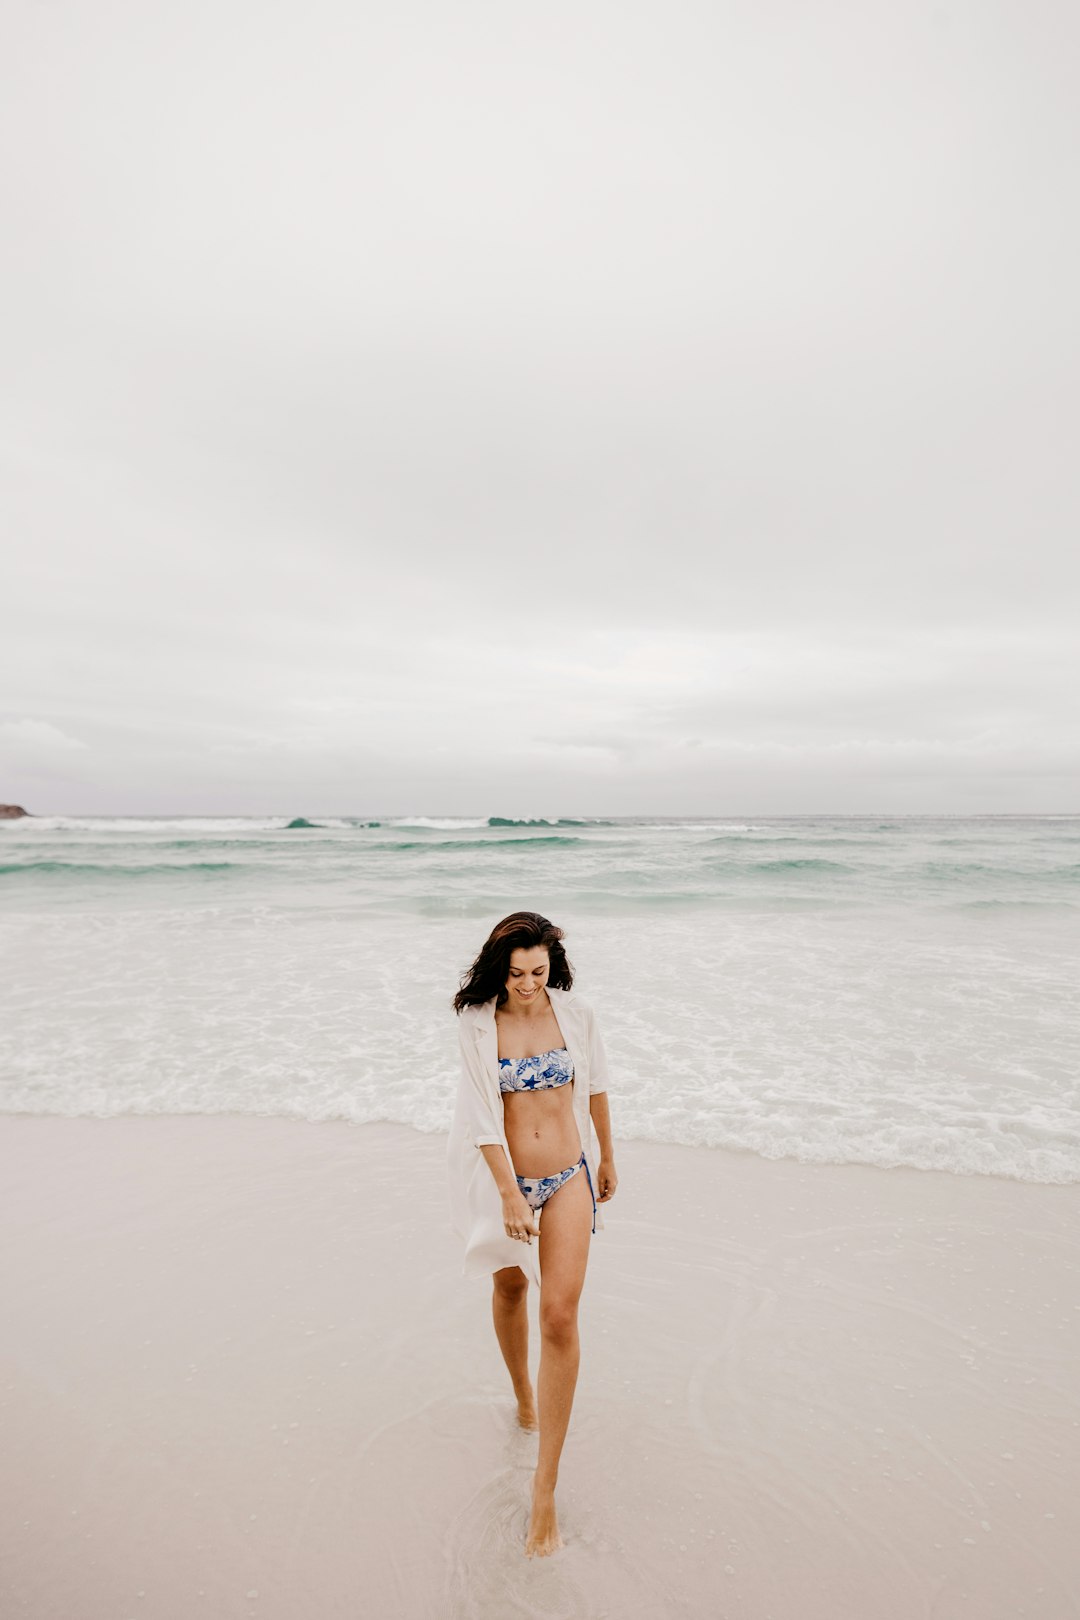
[1,1114,1078,1619]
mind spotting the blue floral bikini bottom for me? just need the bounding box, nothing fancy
[516,1151,596,1234]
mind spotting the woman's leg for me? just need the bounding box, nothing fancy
[491,1265,537,1429]
[527,1164,593,1557]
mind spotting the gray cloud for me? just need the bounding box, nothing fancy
[1,0,1077,813]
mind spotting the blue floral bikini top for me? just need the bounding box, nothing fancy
[498,1046,574,1094]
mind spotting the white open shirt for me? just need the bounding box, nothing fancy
[446,985,611,1286]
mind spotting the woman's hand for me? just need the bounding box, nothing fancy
[502,1191,540,1244]
[596,1158,618,1203]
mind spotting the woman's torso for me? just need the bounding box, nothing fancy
[496,998,582,1178]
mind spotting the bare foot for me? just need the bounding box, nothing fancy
[515,1391,539,1431]
[525,1478,563,1558]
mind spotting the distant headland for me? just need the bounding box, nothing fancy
[0,805,29,819]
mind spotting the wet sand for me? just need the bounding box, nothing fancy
[1,1114,1078,1619]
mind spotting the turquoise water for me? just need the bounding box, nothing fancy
[1,813,1077,1183]
[1,813,1078,912]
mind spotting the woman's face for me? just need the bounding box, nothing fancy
[505,945,550,1006]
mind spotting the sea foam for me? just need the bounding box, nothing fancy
[2,814,1077,1183]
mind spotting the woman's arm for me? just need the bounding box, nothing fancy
[590,1092,618,1203]
[589,1091,614,1162]
[480,1144,540,1242]
[585,1006,618,1201]
[457,1020,536,1235]
[479,1141,522,1198]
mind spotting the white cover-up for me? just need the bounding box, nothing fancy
[446,986,611,1287]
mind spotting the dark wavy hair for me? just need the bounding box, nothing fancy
[453,911,574,1013]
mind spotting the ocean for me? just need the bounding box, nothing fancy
[1,812,1077,1184]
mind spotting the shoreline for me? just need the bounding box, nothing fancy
[2,1113,1078,1617]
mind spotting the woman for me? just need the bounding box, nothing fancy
[448,910,618,1559]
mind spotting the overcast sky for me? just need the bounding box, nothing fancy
[2,0,1077,816]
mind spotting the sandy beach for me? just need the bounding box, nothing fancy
[2,1113,1077,1619]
